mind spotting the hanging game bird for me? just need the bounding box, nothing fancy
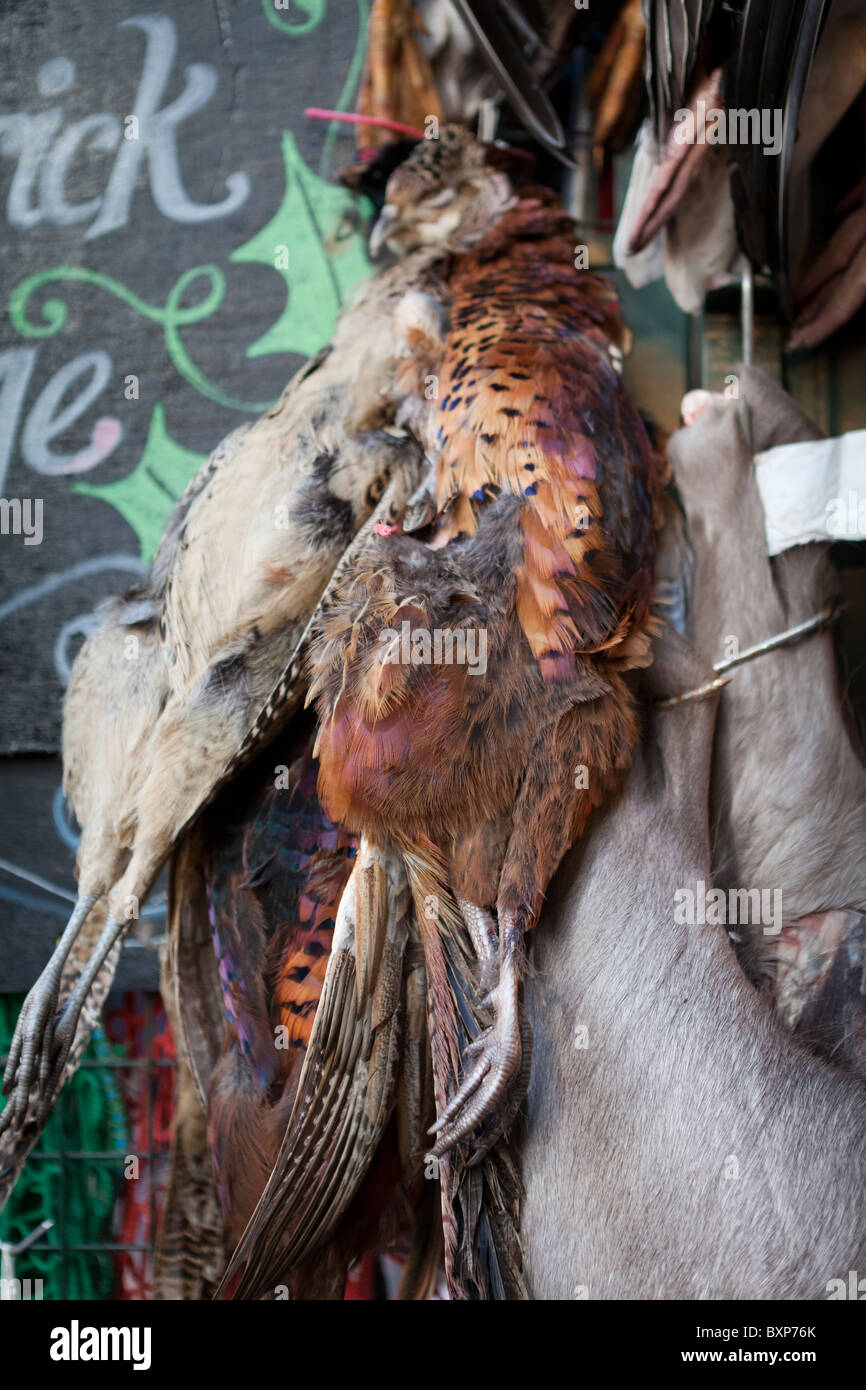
[217,125,663,1298]
[0,187,449,1148]
[312,127,662,1154]
[202,723,357,1252]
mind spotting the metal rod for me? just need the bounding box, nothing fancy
[21,1151,166,1161]
[0,858,76,904]
[146,992,157,1285]
[22,1243,158,1254]
[712,602,839,674]
[476,97,500,144]
[1,1221,54,1299]
[59,1085,68,1300]
[657,603,841,709]
[0,1054,177,1070]
[688,308,705,391]
[741,263,754,366]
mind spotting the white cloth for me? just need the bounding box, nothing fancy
[612,121,665,289]
[754,431,866,554]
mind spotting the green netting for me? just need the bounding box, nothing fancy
[0,995,129,1300]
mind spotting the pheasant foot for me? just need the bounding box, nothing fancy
[429,915,527,1156]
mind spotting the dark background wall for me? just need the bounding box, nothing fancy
[0,0,371,988]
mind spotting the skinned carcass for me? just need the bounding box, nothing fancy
[670,368,866,1070]
[520,621,866,1299]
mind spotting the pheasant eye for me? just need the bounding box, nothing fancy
[365,474,387,506]
[426,188,457,209]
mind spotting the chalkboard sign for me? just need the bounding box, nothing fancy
[0,0,373,988]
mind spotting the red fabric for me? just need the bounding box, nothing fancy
[344,1254,378,1300]
[104,992,176,1300]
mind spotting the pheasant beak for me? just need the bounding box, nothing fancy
[369,203,401,258]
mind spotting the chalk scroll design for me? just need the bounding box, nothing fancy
[10,265,272,417]
[262,0,326,38]
[8,133,371,561]
[74,405,206,563]
[10,131,372,418]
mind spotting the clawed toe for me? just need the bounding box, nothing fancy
[430,1051,492,1140]
[466,1013,533,1167]
[3,999,63,1129]
[428,954,525,1157]
[2,982,59,1124]
[429,1050,520,1156]
[0,893,111,1130]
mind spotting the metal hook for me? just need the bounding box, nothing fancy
[476,97,500,145]
[741,262,754,367]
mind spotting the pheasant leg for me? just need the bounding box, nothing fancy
[1,894,97,1127]
[38,912,129,1120]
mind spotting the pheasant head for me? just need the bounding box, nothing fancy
[369,123,516,257]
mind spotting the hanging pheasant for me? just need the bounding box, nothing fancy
[203,723,357,1252]
[212,731,523,1299]
[312,124,661,1153]
[218,125,663,1298]
[0,166,450,1160]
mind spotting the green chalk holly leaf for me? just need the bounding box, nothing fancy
[232,131,371,360]
[74,405,206,564]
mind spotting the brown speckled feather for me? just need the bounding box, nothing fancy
[154,1054,227,1301]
